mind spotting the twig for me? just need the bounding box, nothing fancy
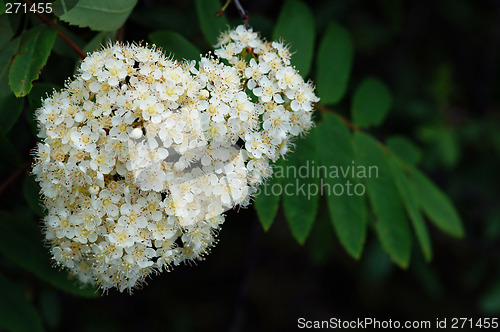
[233,0,250,28]
[23,0,86,59]
[217,0,251,29]
[0,162,30,195]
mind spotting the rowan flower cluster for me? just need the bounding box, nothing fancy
[32,25,318,292]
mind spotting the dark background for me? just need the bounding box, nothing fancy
[2,0,500,331]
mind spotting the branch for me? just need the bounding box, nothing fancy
[0,162,30,195]
[23,0,86,59]
[233,0,250,28]
[218,0,251,28]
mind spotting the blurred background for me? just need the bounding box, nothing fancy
[1,0,500,331]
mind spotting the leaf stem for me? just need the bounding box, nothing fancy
[23,0,86,59]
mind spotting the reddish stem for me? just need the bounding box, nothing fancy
[23,0,86,59]
[0,162,30,195]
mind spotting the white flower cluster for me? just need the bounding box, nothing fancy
[32,25,318,292]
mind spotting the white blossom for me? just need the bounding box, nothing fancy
[32,25,318,293]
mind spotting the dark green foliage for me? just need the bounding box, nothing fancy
[0,273,45,332]
[0,212,98,297]
[8,26,57,97]
[272,0,315,76]
[318,114,366,259]
[149,30,201,61]
[0,0,495,329]
[254,160,283,231]
[351,77,393,127]
[316,21,353,105]
[282,128,320,244]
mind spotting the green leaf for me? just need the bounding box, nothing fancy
[386,135,422,165]
[318,113,367,259]
[0,211,98,297]
[351,77,393,128]
[195,0,228,46]
[412,168,464,238]
[0,273,45,332]
[316,21,353,105]
[83,31,117,54]
[8,26,57,97]
[272,0,315,76]
[149,31,201,61]
[254,160,283,231]
[0,93,24,134]
[389,157,432,261]
[55,0,138,31]
[23,174,44,217]
[353,132,411,268]
[282,128,320,244]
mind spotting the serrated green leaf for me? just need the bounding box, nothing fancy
[8,26,57,97]
[55,0,137,31]
[282,128,320,244]
[23,174,44,217]
[389,157,432,261]
[386,135,422,165]
[412,168,464,238]
[150,31,201,61]
[318,113,367,259]
[254,160,283,231]
[316,21,353,105]
[0,93,24,134]
[83,31,117,54]
[353,132,411,268]
[195,0,228,46]
[351,77,393,127]
[272,0,315,76]
[0,273,45,332]
[0,211,98,297]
